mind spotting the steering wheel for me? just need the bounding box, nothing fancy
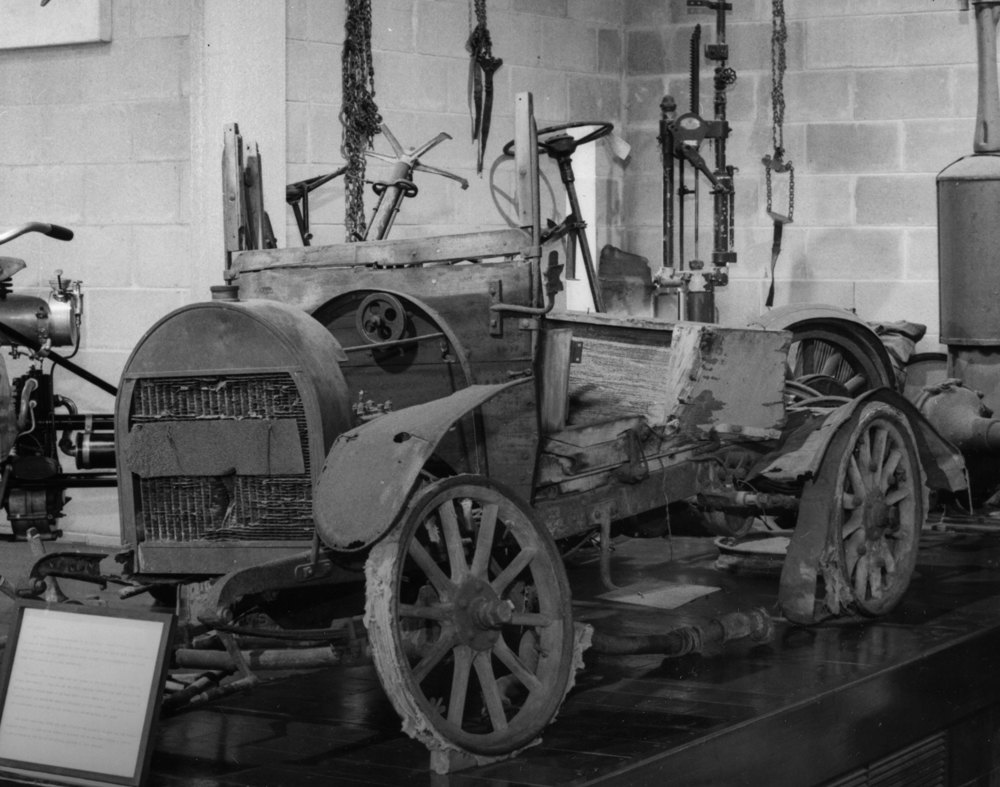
[502,121,614,158]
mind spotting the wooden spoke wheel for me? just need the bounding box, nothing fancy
[787,321,895,398]
[825,403,926,616]
[365,475,574,756]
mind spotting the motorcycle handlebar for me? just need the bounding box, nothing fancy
[0,222,74,246]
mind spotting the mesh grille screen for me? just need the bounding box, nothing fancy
[131,374,313,543]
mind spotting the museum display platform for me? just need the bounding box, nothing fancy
[1,527,998,787]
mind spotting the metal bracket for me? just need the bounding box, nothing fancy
[488,279,503,336]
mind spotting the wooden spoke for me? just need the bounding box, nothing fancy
[491,547,538,596]
[437,499,468,581]
[847,455,867,497]
[409,539,453,596]
[447,645,473,725]
[841,509,864,539]
[470,502,499,578]
[880,449,903,491]
[844,374,867,395]
[884,485,912,507]
[493,637,542,693]
[871,426,889,471]
[473,653,509,732]
[412,628,458,683]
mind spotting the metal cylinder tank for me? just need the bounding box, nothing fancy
[116,298,353,575]
[937,153,1000,411]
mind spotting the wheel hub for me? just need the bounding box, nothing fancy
[453,577,512,651]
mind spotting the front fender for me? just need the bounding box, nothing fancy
[313,379,530,552]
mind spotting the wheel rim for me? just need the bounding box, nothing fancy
[831,407,924,615]
[785,321,896,399]
[366,476,573,756]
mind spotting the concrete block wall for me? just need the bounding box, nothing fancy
[622,0,977,347]
[286,0,626,249]
[0,0,193,542]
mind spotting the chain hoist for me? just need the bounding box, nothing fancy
[342,0,381,241]
[762,0,794,308]
[467,0,502,175]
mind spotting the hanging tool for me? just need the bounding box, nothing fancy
[286,168,347,246]
[762,0,794,309]
[467,0,503,175]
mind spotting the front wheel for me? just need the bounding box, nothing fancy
[365,475,575,757]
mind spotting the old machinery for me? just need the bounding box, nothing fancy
[657,0,738,322]
[0,222,115,539]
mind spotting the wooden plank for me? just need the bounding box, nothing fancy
[514,92,540,241]
[539,328,573,433]
[221,123,243,260]
[233,228,533,272]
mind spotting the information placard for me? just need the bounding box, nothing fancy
[0,602,174,787]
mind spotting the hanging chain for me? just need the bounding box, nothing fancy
[770,0,787,158]
[342,0,382,241]
[764,0,794,221]
[468,0,491,58]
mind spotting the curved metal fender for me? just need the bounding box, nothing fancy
[313,378,530,553]
[756,388,967,494]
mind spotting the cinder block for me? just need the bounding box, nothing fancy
[286,102,310,164]
[309,103,343,164]
[853,279,939,334]
[568,75,621,120]
[716,278,768,328]
[82,162,183,224]
[899,13,970,67]
[373,0,416,53]
[776,279,857,312]
[904,118,972,174]
[728,22,773,73]
[376,51,451,112]
[624,77,670,123]
[847,0,944,13]
[83,287,188,351]
[569,0,621,25]
[855,68,952,121]
[286,0,311,41]
[52,224,133,289]
[287,41,341,104]
[904,227,939,281]
[301,0,347,44]
[131,100,190,162]
[492,11,544,68]
[132,225,193,288]
[855,174,936,227]
[102,38,189,102]
[782,70,851,123]
[415,0,470,56]
[0,165,86,225]
[953,64,977,119]
[0,106,51,165]
[506,66,568,119]
[624,0,672,27]
[806,122,901,174]
[787,175,853,228]
[804,226,905,280]
[626,29,666,76]
[622,174,662,228]
[598,28,623,74]
[513,0,567,18]
[132,0,191,38]
[542,17,597,73]
[785,1,850,19]
[806,16,904,69]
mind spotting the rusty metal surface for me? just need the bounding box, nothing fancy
[314,379,530,552]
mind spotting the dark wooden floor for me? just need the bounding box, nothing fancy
[143,530,1000,787]
[2,529,999,786]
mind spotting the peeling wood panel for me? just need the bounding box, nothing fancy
[567,338,673,425]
